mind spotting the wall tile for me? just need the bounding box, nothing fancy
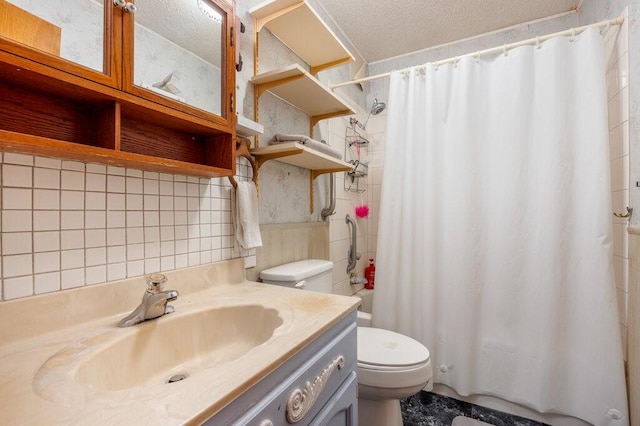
[34,272,60,294]
[61,170,84,190]
[3,164,32,188]
[3,254,33,278]
[34,168,60,189]
[4,188,32,209]
[34,231,60,252]
[33,211,57,231]
[5,210,32,232]
[61,268,84,289]
[4,276,33,300]
[34,189,60,210]
[34,251,60,274]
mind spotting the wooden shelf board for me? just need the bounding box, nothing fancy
[252,64,355,118]
[250,0,354,71]
[251,142,352,172]
[0,130,232,178]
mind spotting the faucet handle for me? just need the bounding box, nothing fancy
[146,273,167,293]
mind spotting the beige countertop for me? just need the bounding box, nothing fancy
[0,259,359,425]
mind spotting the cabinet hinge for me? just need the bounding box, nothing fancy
[230,27,234,47]
[230,93,234,112]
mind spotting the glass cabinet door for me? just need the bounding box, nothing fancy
[131,0,226,118]
[0,0,110,76]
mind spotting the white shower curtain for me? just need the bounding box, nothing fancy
[373,28,628,425]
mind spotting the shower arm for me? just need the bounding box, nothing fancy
[346,214,360,274]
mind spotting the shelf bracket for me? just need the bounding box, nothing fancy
[309,57,353,76]
[228,137,259,189]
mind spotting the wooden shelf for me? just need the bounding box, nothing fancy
[249,0,354,74]
[251,142,352,212]
[252,64,355,129]
[251,141,351,174]
[0,78,234,178]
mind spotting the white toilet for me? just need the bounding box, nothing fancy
[260,259,433,426]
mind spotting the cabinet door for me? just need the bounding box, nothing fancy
[124,0,235,126]
[0,0,121,87]
[309,373,358,426]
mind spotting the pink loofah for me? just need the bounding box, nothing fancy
[355,204,369,218]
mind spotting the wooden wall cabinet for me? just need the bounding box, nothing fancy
[0,0,237,178]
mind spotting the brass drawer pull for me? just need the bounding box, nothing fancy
[286,355,345,423]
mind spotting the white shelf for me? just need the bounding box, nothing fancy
[249,0,354,74]
[251,142,352,212]
[251,142,352,173]
[251,64,355,124]
[236,115,264,136]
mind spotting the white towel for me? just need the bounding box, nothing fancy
[232,181,262,249]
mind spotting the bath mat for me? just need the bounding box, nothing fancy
[451,416,493,426]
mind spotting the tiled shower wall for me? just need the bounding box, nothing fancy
[0,153,252,301]
[605,15,630,361]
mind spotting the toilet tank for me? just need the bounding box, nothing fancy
[260,260,334,293]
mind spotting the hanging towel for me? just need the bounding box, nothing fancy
[270,134,342,160]
[232,181,262,249]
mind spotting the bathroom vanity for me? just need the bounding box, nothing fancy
[0,259,359,425]
[211,312,357,425]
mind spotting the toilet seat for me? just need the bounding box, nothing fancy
[357,327,432,390]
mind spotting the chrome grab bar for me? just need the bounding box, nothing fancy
[346,214,359,274]
[321,173,336,221]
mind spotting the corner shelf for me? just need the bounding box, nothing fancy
[251,64,355,131]
[249,0,354,74]
[250,141,352,211]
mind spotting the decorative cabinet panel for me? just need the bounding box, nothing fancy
[208,312,358,425]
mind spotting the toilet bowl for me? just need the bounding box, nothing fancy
[260,259,433,426]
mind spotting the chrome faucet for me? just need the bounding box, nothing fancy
[118,273,179,327]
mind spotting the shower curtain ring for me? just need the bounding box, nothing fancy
[502,45,508,57]
[570,28,576,42]
[535,36,541,49]
[601,21,611,35]
[474,51,480,63]
[613,207,633,218]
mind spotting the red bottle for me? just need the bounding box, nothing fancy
[364,258,375,289]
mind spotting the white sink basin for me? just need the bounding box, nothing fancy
[34,303,284,400]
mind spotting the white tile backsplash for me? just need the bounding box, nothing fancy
[34,189,60,210]
[61,170,84,190]
[5,210,33,232]
[4,188,32,209]
[34,168,60,189]
[3,164,33,187]
[0,153,251,300]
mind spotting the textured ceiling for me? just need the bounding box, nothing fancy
[316,0,582,63]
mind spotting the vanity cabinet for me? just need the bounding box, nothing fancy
[0,0,237,177]
[209,312,358,425]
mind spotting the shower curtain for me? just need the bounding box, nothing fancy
[373,28,628,425]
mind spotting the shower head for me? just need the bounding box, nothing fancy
[370,98,386,115]
[355,98,386,130]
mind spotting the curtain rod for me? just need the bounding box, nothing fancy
[330,17,624,90]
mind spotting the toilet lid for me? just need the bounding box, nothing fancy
[358,327,430,368]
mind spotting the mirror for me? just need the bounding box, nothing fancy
[0,0,226,118]
[133,0,224,116]
[0,0,105,72]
